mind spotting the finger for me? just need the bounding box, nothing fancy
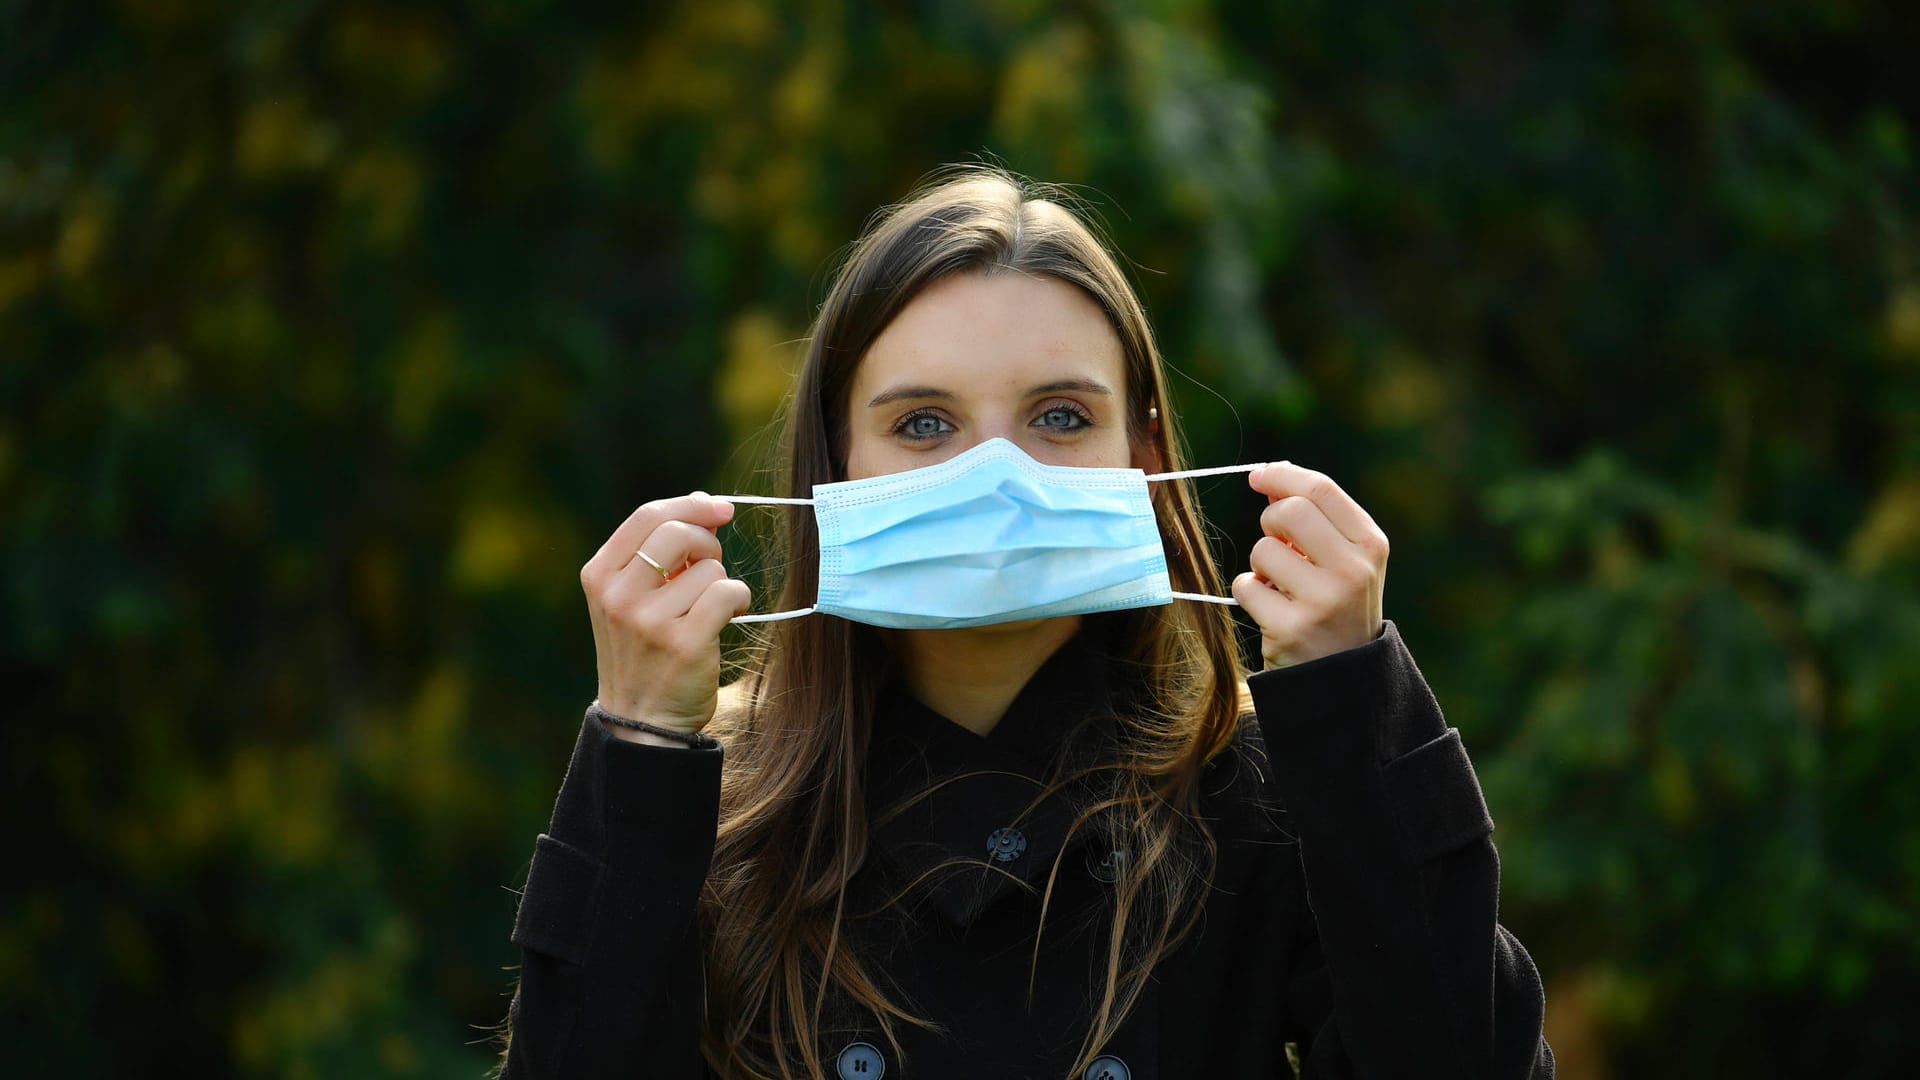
[1232,570,1294,622]
[1258,495,1354,567]
[684,576,754,639]
[632,519,726,580]
[591,493,735,579]
[643,557,729,620]
[1248,463,1381,548]
[1247,535,1329,601]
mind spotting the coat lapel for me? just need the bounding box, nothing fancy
[863,616,1130,929]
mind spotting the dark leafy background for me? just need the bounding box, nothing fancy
[4,1,1916,1075]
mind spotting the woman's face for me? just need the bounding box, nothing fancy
[845,270,1155,481]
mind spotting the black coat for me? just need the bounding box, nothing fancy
[501,619,1554,1079]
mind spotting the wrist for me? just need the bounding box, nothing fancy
[587,701,718,750]
[603,723,694,748]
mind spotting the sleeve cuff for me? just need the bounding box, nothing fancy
[543,707,725,858]
[1381,727,1494,862]
[594,710,725,871]
[511,833,604,966]
[1247,619,1494,864]
[513,708,726,967]
[1246,619,1448,768]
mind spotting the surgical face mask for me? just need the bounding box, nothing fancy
[720,437,1256,629]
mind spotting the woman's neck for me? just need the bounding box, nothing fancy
[893,615,1083,737]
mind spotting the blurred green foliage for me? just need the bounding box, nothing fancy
[4,0,1916,1075]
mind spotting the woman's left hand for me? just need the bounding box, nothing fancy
[1231,461,1389,669]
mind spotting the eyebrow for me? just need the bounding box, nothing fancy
[866,378,1115,408]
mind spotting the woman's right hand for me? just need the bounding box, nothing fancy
[580,492,752,740]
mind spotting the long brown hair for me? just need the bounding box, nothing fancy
[701,165,1248,1079]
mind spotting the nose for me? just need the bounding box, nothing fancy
[945,431,1024,464]
[963,424,1023,449]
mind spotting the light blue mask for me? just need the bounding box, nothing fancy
[722,438,1254,629]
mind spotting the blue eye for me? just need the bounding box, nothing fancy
[895,410,955,440]
[1036,405,1091,431]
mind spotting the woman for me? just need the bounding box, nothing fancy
[498,166,1553,1079]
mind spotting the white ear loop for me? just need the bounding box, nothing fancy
[1143,463,1264,482]
[711,496,815,621]
[1145,464,1264,607]
[716,462,1269,621]
[731,606,816,624]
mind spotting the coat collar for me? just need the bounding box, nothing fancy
[862,614,1132,930]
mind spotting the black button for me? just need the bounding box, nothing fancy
[986,827,1027,862]
[836,1041,885,1079]
[1084,1054,1131,1080]
[1087,846,1128,883]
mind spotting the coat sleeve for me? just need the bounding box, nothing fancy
[499,709,722,1079]
[1246,620,1554,1079]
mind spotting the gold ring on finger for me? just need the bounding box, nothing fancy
[635,549,671,579]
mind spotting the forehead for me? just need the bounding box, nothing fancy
[853,270,1126,397]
